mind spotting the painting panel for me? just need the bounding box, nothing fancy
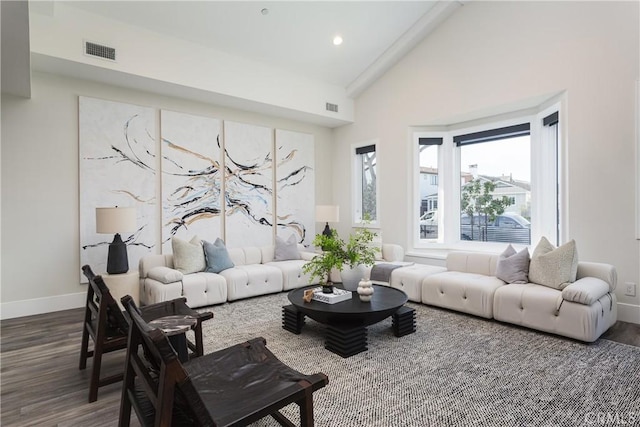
[79,96,157,280]
[223,121,274,248]
[161,110,222,252]
[275,129,315,247]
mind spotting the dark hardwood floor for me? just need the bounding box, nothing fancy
[1,306,638,426]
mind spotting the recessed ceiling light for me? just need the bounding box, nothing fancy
[333,35,343,46]
[261,8,269,15]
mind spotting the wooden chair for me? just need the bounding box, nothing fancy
[119,295,329,427]
[79,265,213,403]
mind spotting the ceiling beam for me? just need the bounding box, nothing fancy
[346,1,464,98]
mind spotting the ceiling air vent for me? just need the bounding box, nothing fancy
[325,102,339,113]
[84,41,116,61]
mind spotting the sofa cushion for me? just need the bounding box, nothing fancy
[147,266,183,284]
[495,245,530,284]
[529,237,578,290]
[171,236,206,274]
[275,235,302,261]
[562,277,610,305]
[203,238,235,273]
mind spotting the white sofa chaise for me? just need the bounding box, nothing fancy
[420,251,617,342]
[493,261,617,342]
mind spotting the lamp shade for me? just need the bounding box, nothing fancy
[96,207,137,234]
[315,205,339,223]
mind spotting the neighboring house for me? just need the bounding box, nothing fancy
[467,175,531,219]
[420,169,530,218]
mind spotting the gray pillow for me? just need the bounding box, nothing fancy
[495,244,530,284]
[274,234,301,261]
[203,238,235,273]
[171,235,206,274]
[528,237,578,290]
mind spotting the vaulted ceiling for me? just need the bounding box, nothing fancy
[3,1,465,126]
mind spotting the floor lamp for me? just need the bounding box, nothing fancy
[96,207,137,274]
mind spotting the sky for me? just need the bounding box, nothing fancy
[420,135,531,182]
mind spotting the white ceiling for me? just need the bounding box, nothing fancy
[61,1,440,88]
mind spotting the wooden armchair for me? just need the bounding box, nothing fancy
[119,295,329,427]
[79,265,214,403]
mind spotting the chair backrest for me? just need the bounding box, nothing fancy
[120,295,212,426]
[81,265,129,337]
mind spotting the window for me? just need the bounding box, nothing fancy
[417,137,442,239]
[456,123,531,244]
[412,105,561,249]
[353,143,378,224]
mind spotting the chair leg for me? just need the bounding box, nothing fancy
[88,341,103,403]
[299,382,314,427]
[190,323,204,357]
[79,325,90,370]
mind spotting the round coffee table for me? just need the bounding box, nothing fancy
[284,285,410,358]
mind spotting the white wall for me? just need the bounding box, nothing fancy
[333,1,640,322]
[29,2,353,126]
[1,71,334,318]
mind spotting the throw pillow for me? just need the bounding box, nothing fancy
[203,238,235,273]
[528,237,578,290]
[147,266,183,284]
[495,244,530,284]
[274,234,302,261]
[171,236,206,274]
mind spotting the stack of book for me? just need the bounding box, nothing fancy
[311,287,352,304]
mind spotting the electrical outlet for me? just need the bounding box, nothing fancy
[624,282,637,297]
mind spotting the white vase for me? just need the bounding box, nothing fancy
[340,264,369,291]
[357,279,374,302]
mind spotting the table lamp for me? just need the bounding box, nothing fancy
[96,207,137,274]
[315,205,339,237]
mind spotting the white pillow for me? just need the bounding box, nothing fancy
[528,237,578,290]
[171,235,206,274]
[147,266,183,284]
[275,234,302,261]
[562,277,610,305]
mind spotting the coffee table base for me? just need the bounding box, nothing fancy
[282,305,305,334]
[325,325,368,358]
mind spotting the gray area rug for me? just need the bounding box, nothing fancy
[199,293,640,427]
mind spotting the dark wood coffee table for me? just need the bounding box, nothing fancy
[284,285,412,358]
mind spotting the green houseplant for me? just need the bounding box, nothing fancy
[302,230,345,292]
[340,227,378,290]
[302,227,378,292]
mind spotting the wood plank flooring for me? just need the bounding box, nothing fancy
[1,306,638,426]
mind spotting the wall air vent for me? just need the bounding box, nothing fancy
[84,41,116,61]
[325,102,339,113]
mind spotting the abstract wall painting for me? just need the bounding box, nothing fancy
[160,110,222,252]
[275,129,315,247]
[79,96,157,280]
[223,121,274,248]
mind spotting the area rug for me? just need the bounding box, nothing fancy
[199,293,640,427]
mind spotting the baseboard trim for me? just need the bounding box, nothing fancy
[1,292,638,326]
[1,292,86,320]
[617,302,640,324]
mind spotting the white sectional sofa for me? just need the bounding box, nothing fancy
[139,243,404,308]
[418,251,617,342]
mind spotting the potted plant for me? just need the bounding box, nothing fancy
[302,230,345,293]
[340,227,378,290]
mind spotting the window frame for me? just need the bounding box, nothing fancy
[410,102,563,252]
[352,140,380,228]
